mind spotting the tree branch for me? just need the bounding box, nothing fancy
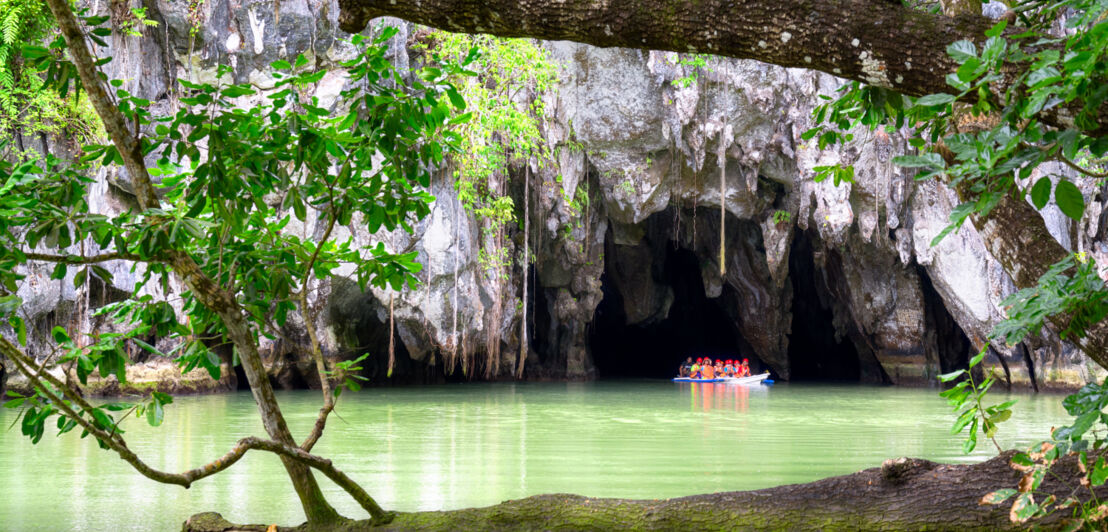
[24,251,143,264]
[43,0,160,210]
[0,336,393,523]
[336,0,1105,135]
[299,211,338,453]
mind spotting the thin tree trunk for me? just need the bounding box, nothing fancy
[42,0,344,523]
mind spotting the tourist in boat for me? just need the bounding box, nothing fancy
[738,359,751,377]
[714,359,724,377]
[723,360,735,377]
[702,359,716,379]
[680,357,694,377]
[689,358,702,378]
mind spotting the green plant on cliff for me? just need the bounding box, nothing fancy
[423,32,555,269]
[0,3,471,525]
[419,32,556,377]
[0,0,104,151]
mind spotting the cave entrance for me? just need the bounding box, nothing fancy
[918,266,973,375]
[786,231,862,381]
[589,244,746,379]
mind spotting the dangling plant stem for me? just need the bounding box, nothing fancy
[388,294,395,378]
[450,195,459,374]
[517,165,529,379]
[719,151,726,277]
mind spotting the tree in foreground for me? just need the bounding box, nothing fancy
[1,1,473,526]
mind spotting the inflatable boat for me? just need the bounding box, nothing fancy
[672,372,771,385]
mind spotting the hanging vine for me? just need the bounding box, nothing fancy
[420,32,557,378]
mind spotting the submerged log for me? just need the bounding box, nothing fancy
[184,451,1100,531]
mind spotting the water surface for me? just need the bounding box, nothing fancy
[0,381,1072,530]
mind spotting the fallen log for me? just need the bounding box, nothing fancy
[184,451,1100,531]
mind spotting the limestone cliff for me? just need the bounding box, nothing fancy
[4,0,1107,394]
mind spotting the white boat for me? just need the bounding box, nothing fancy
[718,372,771,385]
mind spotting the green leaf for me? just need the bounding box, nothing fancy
[990,409,1012,423]
[51,326,70,344]
[952,408,975,434]
[12,316,26,346]
[50,263,67,280]
[947,40,977,62]
[969,349,986,368]
[1011,492,1037,523]
[271,59,292,70]
[1030,177,1052,210]
[892,153,944,169]
[1090,456,1108,486]
[445,86,466,110]
[1053,180,1085,220]
[962,431,977,453]
[980,488,1017,505]
[984,20,1008,38]
[938,369,965,383]
[131,338,165,358]
[915,93,956,106]
[146,397,164,427]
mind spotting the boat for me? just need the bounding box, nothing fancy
[721,372,771,385]
[672,373,771,385]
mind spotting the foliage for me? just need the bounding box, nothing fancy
[992,253,1108,347]
[772,210,792,225]
[421,32,557,272]
[978,377,1108,528]
[669,53,712,88]
[0,0,52,111]
[0,24,470,499]
[939,346,1015,454]
[116,7,158,38]
[0,0,103,150]
[802,1,1108,525]
[806,7,1108,233]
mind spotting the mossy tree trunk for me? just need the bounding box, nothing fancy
[187,451,1104,531]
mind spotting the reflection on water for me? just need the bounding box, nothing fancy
[687,381,755,412]
[0,381,1072,531]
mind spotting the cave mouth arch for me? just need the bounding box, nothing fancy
[588,244,749,379]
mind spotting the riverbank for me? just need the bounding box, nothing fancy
[183,451,1095,531]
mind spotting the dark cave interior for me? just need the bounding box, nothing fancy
[589,245,752,379]
[785,231,862,382]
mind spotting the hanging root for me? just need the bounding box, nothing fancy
[388,294,395,378]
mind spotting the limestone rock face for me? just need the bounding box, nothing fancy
[5,0,1105,394]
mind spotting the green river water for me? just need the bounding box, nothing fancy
[0,381,1073,531]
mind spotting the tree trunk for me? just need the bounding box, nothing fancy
[336,0,1106,136]
[970,195,1108,367]
[41,0,343,523]
[187,450,1103,531]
